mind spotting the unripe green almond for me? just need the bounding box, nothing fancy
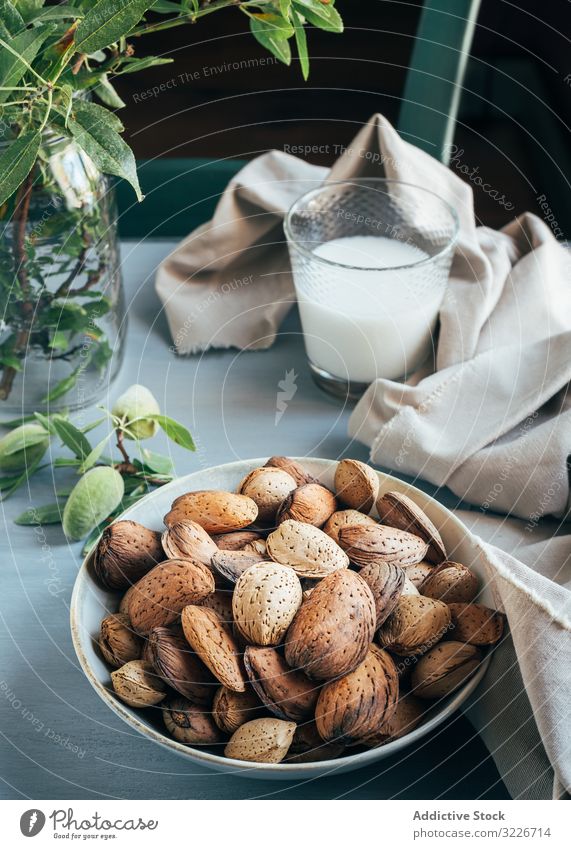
[63,467,125,541]
[0,423,50,472]
[112,384,160,440]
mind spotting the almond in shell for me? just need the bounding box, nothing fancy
[315,646,398,744]
[285,721,345,763]
[323,509,377,544]
[334,459,379,513]
[363,693,425,746]
[147,625,215,704]
[377,595,451,656]
[99,613,143,669]
[164,490,258,534]
[163,696,223,746]
[264,456,317,486]
[244,646,319,722]
[181,605,246,692]
[200,589,234,628]
[403,561,434,588]
[233,564,302,646]
[266,519,349,579]
[94,520,164,590]
[376,490,446,564]
[211,530,264,551]
[224,718,296,763]
[238,467,297,522]
[420,561,479,603]
[128,558,214,635]
[447,602,504,645]
[110,659,166,708]
[338,523,428,569]
[358,562,405,629]
[212,686,262,733]
[285,570,376,681]
[211,549,267,584]
[161,520,218,566]
[276,483,338,528]
[411,641,482,698]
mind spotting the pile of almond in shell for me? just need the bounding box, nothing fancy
[95,457,504,765]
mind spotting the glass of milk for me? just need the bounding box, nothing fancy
[284,178,459,399]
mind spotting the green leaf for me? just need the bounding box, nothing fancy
[94,74,126,109]
[49,330,68,350]
[28,5,80,23]
[249,16,292,65]
[42,365,82,402]
[0,351,22,370]
[78,431,113,473]
[291,7,309,80]
[33,411,55,432]
[15,502,64,525]
[0,454,43,500]
[0,415,36,428]
[0,25,53,102]
[80,415,106,433]
[292,0,343,33]
[0,1,24,35]
[0,471,27,489]
[51,416,92,459]
[53,457,81,467]
[81,521,108,556]
[115,55,173,74]
[63,100,142,200]
[140,448,174,475]
[148,414,195,451]
[1,425,49,455]
[0,132,40,207]
[74,0,159,55]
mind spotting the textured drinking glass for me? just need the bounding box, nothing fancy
[284,178,459,399]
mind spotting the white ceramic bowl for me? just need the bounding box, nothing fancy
[71,457,492,780]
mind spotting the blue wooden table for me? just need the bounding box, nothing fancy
[0,240,508,800]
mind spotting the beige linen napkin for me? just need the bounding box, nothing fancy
[156,114,571,797]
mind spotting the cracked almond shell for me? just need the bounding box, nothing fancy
[244,646,319,722]
[376,490,446,564]
[233,564,302,646]
[238,467,297,522]
[285,570,376,681]
[224,717,296,763]
[212,686,262,734]
[163,696,223,746]
[164,490,258,534]
[334,459,379,513]
[358,561,406,629]
[338,523,428,569]
[377,595,452,656]
[448,602,504,645]
[128,558,214,635]
[420,561,479,603]
[315,646,399,744]
[266,519,349,579]
[181,605,246,692]
[411,641,482,698]
[276,483,338,528]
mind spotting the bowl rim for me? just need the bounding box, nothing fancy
[70,456,490,774]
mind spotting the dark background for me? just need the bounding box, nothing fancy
[113,0,571,234]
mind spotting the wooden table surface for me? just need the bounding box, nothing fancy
[0,241,509,800]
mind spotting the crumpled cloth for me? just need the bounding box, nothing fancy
[155,114,571,798]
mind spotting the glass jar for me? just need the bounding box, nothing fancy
[0,134,126,414]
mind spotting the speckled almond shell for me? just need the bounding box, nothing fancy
[163,696,223,746]
[338,524,429,569]
[334,459,380,513]
[315,645,399,744]
[200,589,234,629]
[376,491,446,564]
[211,549,267,584]
[238,467,297,522]
[94,520,164,590]
[377,595,452,657]
[363,693,425,746]
[420,561,479,603]
[447,603,504,645]
[164,490,258,534]
[403,561,434,588]
[244,645,319,722]
[181,605,246,692]
[224,717,296,763]
[285,720,346,764]
[276,483,338,528]
[323,509,377,544]
[358,561,406,629]
[266,519,349,579]
[264,456,318,486]
[128,558,215,635]
[284,570,376,681]
[233,564,302,646]
[147,625,216,705]
[211,531,264,551]
[411,641,482,699]
[161,520,218,566]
